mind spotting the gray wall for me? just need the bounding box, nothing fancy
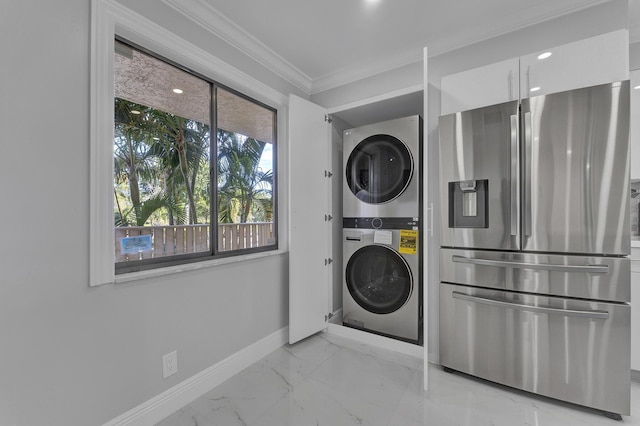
[0,1,289,425]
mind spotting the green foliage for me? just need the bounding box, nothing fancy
[113,98,274,229]
[217,130,273,224]
[114,98,210,226]
[114,194,187,227]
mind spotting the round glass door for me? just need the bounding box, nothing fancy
[346,134,413,204]
[345,245,412,314]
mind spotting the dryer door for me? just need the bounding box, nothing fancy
[345,134,413,204]
[345,245,413,314]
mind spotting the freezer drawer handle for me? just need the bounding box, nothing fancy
[452,291,609,320]
[452,255,609,273]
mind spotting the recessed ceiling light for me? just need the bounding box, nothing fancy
[537,52,552,60]
[173,88,183,94]
[131,110,141,115]
[634,85,640,90]
[530,87,541,92]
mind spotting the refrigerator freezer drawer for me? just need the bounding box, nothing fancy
[439,283,630,416]
[440,248,630,303]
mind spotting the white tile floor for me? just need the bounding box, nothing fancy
[156,333,640,426]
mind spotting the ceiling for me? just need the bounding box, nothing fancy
[162,0,637,95]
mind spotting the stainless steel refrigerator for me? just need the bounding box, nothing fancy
[438,80,631,419]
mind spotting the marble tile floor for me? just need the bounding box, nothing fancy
[156,333,640,426]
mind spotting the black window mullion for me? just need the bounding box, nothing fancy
[271,107,278,249]
[210,83,218,256]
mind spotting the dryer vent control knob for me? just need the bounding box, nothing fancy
[372,218,383,229]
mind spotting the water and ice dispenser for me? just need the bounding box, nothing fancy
[448,179,488,228]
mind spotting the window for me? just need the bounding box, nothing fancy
[113,40,277,273]
[216,87,276,252]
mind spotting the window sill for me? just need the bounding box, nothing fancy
[114,248,288,284]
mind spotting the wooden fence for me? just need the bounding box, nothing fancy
[115,222,273,262]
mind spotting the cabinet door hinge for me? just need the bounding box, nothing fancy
[324,114,333,123]
[324,170,333,178]
[324,214,333,221]
[324,258,334,266]
[325,312,334,322]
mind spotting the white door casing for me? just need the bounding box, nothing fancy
[423,46,430,391]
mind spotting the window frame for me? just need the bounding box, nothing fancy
[91,0,288,285]
[113,39,279,275]
[211,84,279,258]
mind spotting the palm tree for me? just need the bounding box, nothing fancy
[114,98,161,225]
[217,130,273,224]
[114,192,186,227]
[148,110,210,225]
[114,98,205,226]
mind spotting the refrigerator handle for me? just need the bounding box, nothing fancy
[510,114,519,236]
[452,255,609,273]
[524,111,533,237]
[452,292,610,320]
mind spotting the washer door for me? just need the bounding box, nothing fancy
[345,134,413,204]
[345,245,413,314]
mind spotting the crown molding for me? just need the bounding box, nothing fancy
[162,0,313,94]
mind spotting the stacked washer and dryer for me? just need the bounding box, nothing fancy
[342,115,423,344]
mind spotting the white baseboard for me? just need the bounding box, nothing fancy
[325,323,423,359]
[103,327,288,426]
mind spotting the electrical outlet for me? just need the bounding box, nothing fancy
[162,351,178,378]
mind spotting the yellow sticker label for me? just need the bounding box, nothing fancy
[398,230,418,255]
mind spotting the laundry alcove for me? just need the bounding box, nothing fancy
[288,48,433,390]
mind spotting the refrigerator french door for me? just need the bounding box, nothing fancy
[438,81,631,418]
[440,81,630,254]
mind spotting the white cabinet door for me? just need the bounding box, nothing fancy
[288,94,332,344]
[442,30,629,115]
[441,57,519,115]
[631,248,640,371]
[631,69,640,180]
[520,29,629,98]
